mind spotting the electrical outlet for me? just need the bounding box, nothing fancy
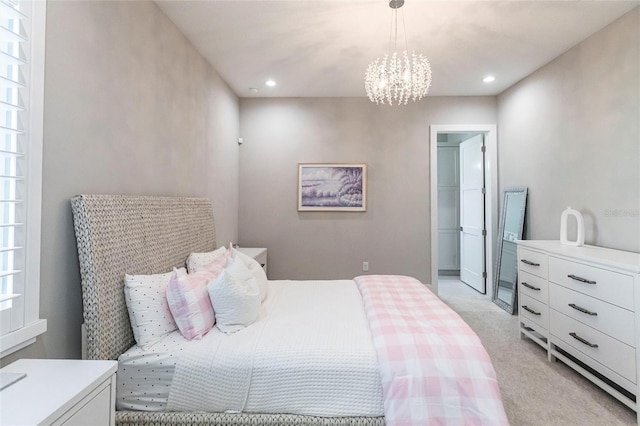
[363,261,369,272]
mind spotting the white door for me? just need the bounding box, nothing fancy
[459,135,485,293]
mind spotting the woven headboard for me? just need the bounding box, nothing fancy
[71,195,216,360]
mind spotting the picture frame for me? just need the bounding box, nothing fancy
[298,163,367,212]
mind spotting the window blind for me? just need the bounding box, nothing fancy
[0,0,28,335]
[0,0,39,340]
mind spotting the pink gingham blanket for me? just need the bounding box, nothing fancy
[354,275,508,426]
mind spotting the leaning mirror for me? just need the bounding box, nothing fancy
[492,187,528,314]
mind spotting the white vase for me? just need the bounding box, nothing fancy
[560,207,585,246]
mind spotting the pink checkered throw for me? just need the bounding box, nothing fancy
[354,275,508,426]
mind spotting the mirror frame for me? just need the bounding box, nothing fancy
[492,186,528,314]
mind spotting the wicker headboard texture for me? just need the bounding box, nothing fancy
[71,195,216,361]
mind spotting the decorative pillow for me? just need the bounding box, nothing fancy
[198,249,230,278]
[232,249,268,301]
[225,251,255,281]
[187,246,227,274]
[166,268,216,340]
[208,256,261,334]
[124,268,184,348]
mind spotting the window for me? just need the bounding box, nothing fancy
[0,0,46,357]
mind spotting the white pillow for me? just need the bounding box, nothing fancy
[187,246,227,274]
[232,249,268,301]
[207,256,260,334]
[124,268,185,348]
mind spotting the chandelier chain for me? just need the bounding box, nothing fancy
[402,7,408,53]
[394,7,398,51]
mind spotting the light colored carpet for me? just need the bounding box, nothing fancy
[437,276,636,426]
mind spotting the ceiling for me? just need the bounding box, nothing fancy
[155,0,639,98]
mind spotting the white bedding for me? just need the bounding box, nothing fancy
[117,280,384,416]
[116,331,185,411]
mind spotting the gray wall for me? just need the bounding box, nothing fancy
[2,0,239,364]
[497,8,639,252]
[238,97,496,282]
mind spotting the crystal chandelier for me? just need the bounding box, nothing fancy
[365,0,432,106]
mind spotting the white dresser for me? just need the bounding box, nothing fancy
[517,240,640,414]
[0,359,117,425]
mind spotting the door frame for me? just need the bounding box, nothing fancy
[429,124,498,298]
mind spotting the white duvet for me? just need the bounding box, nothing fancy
[117,280,384,417]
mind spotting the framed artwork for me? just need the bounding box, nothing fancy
[298,163,367,212]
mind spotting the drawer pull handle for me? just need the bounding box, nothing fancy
[569,332,598,348]
[521,259,540,267]
[522,282,541,291]
[522,305,541,316]
[568,303,597,316]
[568,274,596,285]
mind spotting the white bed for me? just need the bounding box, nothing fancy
[117,280,384,416]
[71,194,507,426]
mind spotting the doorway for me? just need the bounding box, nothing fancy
[429,125,497,299]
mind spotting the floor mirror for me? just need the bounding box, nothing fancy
[492,187,528,314]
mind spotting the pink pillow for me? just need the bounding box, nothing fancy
[166,268,216,340]
[186,246,228,274]
[199,249,230,277]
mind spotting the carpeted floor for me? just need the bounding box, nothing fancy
[437,276,636,426]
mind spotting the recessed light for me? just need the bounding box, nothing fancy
[265,79,276,87]
[483,75,495,83]
[249,87,259,93]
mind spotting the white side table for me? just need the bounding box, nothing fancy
[0,359,117,426]
[237,247,267,277]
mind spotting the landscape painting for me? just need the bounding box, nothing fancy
[298,163,367,211]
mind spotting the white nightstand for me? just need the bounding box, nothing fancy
[237,247,267,277]
[0,359,117,426]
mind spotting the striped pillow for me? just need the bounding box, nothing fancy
[166,268,216,340]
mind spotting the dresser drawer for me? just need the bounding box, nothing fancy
[548,257,634,310]
[549,284,635,347]
[550,309,636,383]
[520,316,548,339]
[518,270,548,303]
[519,294,548,329]
[57,381,112,425]
[518,248,548,278]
